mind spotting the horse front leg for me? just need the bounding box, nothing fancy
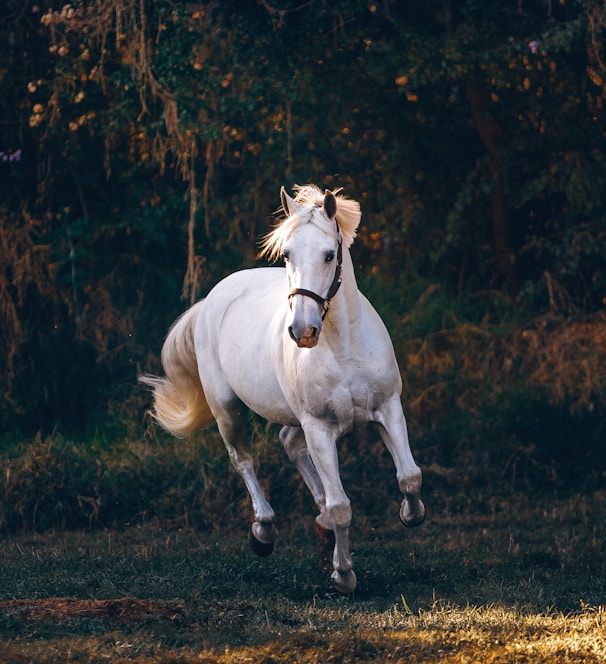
[301,420,356,594]
[215,410,277,556]
[375,396,426,528]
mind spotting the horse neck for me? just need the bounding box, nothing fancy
[324,245,362,342]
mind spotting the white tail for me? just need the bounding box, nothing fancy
[140,301,214,437]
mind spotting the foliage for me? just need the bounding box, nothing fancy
[0,0,605,434]
[1,384,605,535]
[0,429,243,533]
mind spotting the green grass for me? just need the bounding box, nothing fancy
[1,490,605,662]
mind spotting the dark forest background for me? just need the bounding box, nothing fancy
[1,0,605,461]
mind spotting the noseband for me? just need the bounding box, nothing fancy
[287,235,343,321]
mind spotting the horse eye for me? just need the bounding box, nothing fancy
[282,250,290,262]
[325,251,335,263]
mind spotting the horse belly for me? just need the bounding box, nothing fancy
[226,337,298,425]
[239,386,299,426]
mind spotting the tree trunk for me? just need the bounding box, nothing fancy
[466,76,519,290]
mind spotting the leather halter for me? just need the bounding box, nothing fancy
[287,232,343,321]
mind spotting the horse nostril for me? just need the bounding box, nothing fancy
[309,327,318,338]
[288,325,297,342]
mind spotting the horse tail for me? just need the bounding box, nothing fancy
[139,301,214,437]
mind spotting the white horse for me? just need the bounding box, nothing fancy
[141,185,425,593]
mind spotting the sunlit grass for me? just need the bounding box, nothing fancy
[1,599,604,663]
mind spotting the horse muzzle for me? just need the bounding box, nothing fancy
[288,323,320,348]
[287,288,325,348]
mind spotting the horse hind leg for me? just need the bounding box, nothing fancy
[279,426,333,538]
[215,407,277,556]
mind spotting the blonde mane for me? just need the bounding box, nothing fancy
[259,184,361,262]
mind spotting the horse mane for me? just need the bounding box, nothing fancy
[259,184,361,262]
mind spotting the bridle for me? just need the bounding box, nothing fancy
[287,230,343,321]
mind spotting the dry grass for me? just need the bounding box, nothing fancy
[0,596,604,663]
[0,597,186,625]
[516,314,606,411]
[405,310,606,424]
[194,606,606,663]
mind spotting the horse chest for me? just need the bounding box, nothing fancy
[291,352,391,429]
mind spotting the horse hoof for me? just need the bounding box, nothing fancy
[249,530,275,557]
[400,500,426,528]
[331,569,357,594]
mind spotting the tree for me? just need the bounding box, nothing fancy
[1,0,604,434]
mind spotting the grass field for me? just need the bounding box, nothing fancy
[1,484,605,662]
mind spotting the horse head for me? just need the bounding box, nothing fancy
[259,184,362,349]
[280,188,342,348]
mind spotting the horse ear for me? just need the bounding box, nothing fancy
[323,189,337,220]
[280,186,299,217]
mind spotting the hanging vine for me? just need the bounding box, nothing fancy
[39,0,209,301]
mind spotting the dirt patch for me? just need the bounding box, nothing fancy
[0,597,186,625]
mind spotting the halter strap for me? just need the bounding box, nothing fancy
[287,235,343,321]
